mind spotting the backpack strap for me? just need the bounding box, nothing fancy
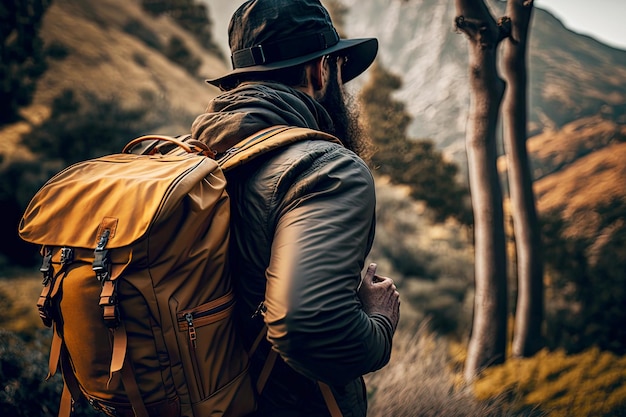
[318,382,343,417]
[249,317,344,416]
[224,126,344,415]
[218,125,341,172]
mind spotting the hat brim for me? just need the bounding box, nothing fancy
[207,37,378,89]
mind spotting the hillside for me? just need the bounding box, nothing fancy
[497,114,626,221]
[1,0,228,162]
[37,0,228,114]
[3,0,625,241]
[534,141,626,238]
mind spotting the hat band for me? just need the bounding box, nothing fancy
[231,28,340,69]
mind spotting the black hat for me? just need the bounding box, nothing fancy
[207,0,378,89]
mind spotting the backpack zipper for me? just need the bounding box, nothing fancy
[178,293,236,346]
[178,293,235,400]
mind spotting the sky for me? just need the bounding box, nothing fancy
[534,0,626,50]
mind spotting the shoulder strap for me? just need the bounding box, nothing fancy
[221,125,343,415]
[218,125,341,172]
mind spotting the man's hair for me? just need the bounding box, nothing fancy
[220,62,310,91]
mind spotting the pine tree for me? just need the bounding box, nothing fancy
[360,62,471,224]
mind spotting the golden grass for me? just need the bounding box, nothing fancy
[474,347,626,417]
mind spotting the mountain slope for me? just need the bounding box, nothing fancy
[534,141,626,237]
[38,0,228,117]
[1,0,229,160]
[1,0,230,164]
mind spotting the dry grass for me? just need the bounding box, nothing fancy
[474,348,626,417]
[365,322,544,417]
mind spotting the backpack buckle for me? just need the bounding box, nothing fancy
[39,247,54,285]
[99,279,120,328]
[93,229,111,281]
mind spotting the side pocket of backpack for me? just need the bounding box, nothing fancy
[176,292,239,400]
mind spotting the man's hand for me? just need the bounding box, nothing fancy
[358,263,400,333]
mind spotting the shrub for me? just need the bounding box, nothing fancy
[541,198,626,354]
[474,347,626,417]
[369,181,474,337]
[45,40,70,60]
[0,0,52,124]
[164,35,201,75]
[123,18,162,50]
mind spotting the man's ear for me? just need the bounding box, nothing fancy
[310,56,326,91]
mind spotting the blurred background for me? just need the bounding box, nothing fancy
[1,1,624,416]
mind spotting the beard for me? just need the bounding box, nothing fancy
[316,64,372,162]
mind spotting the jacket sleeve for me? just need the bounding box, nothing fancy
[262,141,394,386]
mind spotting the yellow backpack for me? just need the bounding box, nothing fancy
[18,126,340,417]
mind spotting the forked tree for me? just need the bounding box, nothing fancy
[454,0,543,381]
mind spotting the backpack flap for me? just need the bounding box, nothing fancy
[18,152,221,250]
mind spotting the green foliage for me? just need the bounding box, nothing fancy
[360,62,472,225]
[141,0,223,58]
[0,159,56,266]
[474,347,626,417]
[165,35,201,75]
[22,89,165,166]
[0,0,52,124]
[541,197,626,355]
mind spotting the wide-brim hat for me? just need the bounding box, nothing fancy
[207,0,378,89]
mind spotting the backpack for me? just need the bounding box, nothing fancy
[18,125,341,417]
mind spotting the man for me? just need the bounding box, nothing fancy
[191,0,400,415]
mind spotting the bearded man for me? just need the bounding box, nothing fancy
[191,1,400,415]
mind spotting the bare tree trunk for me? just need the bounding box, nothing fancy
[501,0,544,358]
[455,0,508,382]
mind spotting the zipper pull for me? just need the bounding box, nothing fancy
[252,301,267,319]
[185,313,197,348]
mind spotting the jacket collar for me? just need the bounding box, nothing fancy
[191,82,333,154]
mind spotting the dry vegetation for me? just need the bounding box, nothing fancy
[365,322,543,417]
[473,348,626,417]
[35,0,226,114]
[534,142,626,238]
[2,1,625,416]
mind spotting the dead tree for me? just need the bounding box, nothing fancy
[454,0,509,381]
[501,0,544,358]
